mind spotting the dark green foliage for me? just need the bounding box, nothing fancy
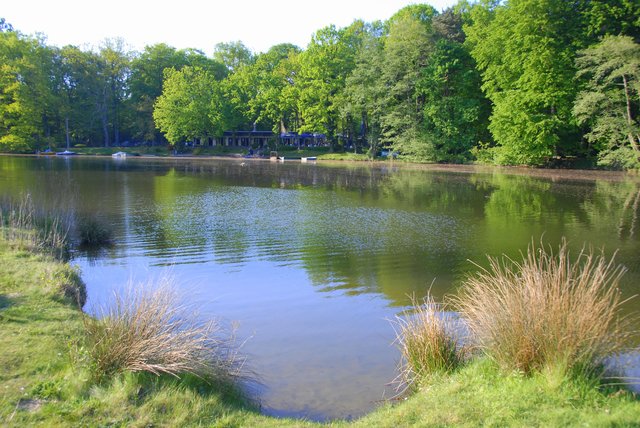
[77,215,113,247]
[419,38,489,163]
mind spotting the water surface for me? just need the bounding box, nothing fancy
[1,156,638,420]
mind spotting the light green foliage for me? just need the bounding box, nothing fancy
[466,0,582,165]
[0,31,57,152]
[153,66,224,144]
[296,21,364,142]
[573,35,640,170]
[213,40,254,73]
[223,43,301,134]
[250,44,301,133]
[128,44,198,143]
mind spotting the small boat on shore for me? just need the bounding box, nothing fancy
[112,151,127,158]
[56,150,76,156]
[301,157,317,163]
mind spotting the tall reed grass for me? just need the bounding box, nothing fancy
[394,295,464,388]
[0,194,71,259]
[455,239,635,377]
[83,280,244,383]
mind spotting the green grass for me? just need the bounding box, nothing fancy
[0,240,291,427]
[357,358,640,427]
[317,152,372,161]
[1,231,639,426]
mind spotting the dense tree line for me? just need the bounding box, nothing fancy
[1,1,639,168]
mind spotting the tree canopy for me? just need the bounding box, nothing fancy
[0,3,639,169]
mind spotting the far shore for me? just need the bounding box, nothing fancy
[3,151,639,184]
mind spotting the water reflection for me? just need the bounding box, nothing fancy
[0,156,639,420]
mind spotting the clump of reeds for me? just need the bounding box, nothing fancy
[455,239,635,376]
[0,194,71,259]
[394,294,464,388]
[83,280,244,383]
[77,215,113,247]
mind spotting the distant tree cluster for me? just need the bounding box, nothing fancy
[1,0,639,168]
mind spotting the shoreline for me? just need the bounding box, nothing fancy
[3,151,638,184]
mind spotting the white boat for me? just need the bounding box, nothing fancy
[301,157,317,162]
[112,151,127,158]
[56,150,76,156]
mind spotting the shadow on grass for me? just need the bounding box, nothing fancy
[0,293,14,310]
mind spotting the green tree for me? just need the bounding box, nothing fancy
[465,0,583,165]
[248,44,302,133]
[99,39,131,147]
[381,5,437,159]
[583,0,640,41]
[213,41,254,73]
[129,44,188,143]
[0,31,58,152]
[296,21,365,146]
[128,44,226,144]
[58,46,106,146]
[153,66,225,145]
[573,35,640,169]
[419,38,489,163]
[341,22,386,156]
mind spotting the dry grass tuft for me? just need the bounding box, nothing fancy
[394,294,464,388]
[83,280,244,383]
[455,239,635,376]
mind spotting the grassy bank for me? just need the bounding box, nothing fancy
[0,240,298,427]
[1,218,639,426]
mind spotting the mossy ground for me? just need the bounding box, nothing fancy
[1,240,638,427]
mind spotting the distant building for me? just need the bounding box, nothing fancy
[222,131,273,148]
[280,132,326,148]
[199,130,329,148]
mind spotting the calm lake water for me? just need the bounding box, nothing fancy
[1,155,639,420]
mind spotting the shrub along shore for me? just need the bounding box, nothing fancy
[1,201,639,426]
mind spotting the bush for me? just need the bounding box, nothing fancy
[455,239,635,377]
[394,295,464,387]
[597,146,640,171]
[83,280,243,383]
[77,215,113,247]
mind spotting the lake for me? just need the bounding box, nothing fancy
[1,155,638,420]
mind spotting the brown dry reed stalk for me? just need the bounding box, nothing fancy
[83,279,244,383]
[455,239,636,376]
[394,294,464,389]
